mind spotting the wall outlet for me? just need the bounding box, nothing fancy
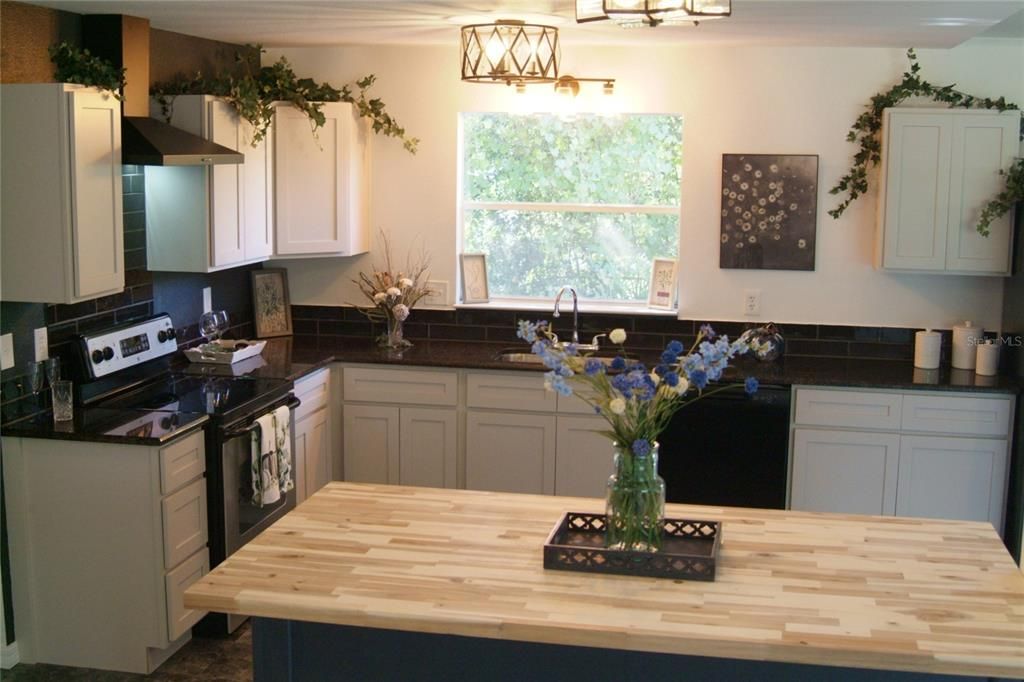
[33,327,49,361]
[743,289,762,317]
[0,334,14,371]
[422,280,450,308]
[202,287,212,314]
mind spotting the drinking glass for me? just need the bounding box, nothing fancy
[24,361,43,396]
[200,310,230,343]
[52,380,74,422]
[44,357,61,387]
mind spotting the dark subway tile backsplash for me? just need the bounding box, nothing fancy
[291,305,945,365]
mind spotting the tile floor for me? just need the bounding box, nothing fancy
[1,624,251,681]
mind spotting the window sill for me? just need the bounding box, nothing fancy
[453,300,679,317]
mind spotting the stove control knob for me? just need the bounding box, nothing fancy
[102,346,114,361]
[168,327,177,340]
[158,330,168,343]
[91,349,104,364]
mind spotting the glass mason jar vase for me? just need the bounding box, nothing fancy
[605,443,666,552]
[380,316,412,350]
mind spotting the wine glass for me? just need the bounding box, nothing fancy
[23,361,43,408]
[44,357,61,387]
[199,310,230,345]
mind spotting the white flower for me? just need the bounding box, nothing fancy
[373,292,387,304]
[673,377,690,395]
[649,372,661,387]
[386,287,401,298]
[609,328,627,345]
[392,304,410,321]
[399,278,414,288]
[609,398,627,415]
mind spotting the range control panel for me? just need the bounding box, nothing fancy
[80,314,178,379]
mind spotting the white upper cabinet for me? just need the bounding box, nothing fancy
[272,101,371,258]
[877,108,1019,275]
[145,95,273,272]
[1,84,124,303]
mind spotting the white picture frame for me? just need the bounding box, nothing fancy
[460,253,490,304]
[648,258,677,310]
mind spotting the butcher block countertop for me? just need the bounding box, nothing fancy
[185,483,1024,679]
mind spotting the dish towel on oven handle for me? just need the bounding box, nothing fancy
[272,404,294,497]
[251,412,280,507]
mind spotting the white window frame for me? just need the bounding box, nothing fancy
[457,114,682,308]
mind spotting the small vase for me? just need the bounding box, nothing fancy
[605,443,666,552]
[379,316,412,350]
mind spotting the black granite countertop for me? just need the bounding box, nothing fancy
[238,337,1022,395]
[2,408,209,445]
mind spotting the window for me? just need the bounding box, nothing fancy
[460,112,682,303]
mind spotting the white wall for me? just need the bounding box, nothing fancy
[267,37,1023,330]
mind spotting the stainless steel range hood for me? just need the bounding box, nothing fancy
[83,15,242,166]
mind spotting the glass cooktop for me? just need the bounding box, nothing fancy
[107,374,292,419]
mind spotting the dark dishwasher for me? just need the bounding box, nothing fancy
[657,383,790,509]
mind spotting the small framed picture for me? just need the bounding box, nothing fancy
[460,253,490,304]
[251,268,293,338]
[648,258,677,310]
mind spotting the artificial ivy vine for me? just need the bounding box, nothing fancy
[830,49,1022,236]
[152,47,418,154]
[48,42,127,99]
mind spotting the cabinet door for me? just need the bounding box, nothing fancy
[207,99,245,267]
[242,119,274,261]
[555,416,611,498]
[897,435,1008,530]
[791,429,900,515]
[945,113,1018,274]
[297,407,331,500]
[343,405,399,484]
[466,412,556,494]
[399,408,457,488]
[274,103,352,255]
[68,87,124,298]
[880,112,953,271]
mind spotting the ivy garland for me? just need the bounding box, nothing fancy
[152,47,418,154]
[829,49,1022,236]
[48,42,127,99]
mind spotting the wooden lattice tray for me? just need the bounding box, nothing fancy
[543,512,721,581]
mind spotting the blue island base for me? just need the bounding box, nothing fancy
[252,618,1000,682]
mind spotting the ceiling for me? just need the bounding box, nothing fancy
[31,0,1024,48]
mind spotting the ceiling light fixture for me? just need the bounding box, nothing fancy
[460,20,560,86]
[575,0,731,27]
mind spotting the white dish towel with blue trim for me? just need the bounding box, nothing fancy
[250,406,294,507]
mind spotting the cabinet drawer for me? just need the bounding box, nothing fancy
[467,372,555,412]
[794,388,902,430]
[343,367,457,406]
[159,430,205,495]
[294,368,330,420]
[162,478,208,570]
[901,394,1011,437]
[165,548,209,641]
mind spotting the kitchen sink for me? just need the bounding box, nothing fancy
[496,352,619,366]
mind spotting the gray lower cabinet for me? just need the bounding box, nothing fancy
[2,429,210,674]
[790,386,1012,533]
[465,411,556,494]
[293,368,333,503]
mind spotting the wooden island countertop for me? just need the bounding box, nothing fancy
[185,483,1024,679]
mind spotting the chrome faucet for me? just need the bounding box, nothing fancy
[552,286,604,352]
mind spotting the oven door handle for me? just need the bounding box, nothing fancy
[222,396,302,439]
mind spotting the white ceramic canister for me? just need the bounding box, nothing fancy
[975,340,1000,376]
[951,321,983,370]
[913,330,941,369]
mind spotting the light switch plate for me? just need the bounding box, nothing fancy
[0,333,14,370]
[422,280,450,308]
[203,287,212,314]
[33,327,49,361]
